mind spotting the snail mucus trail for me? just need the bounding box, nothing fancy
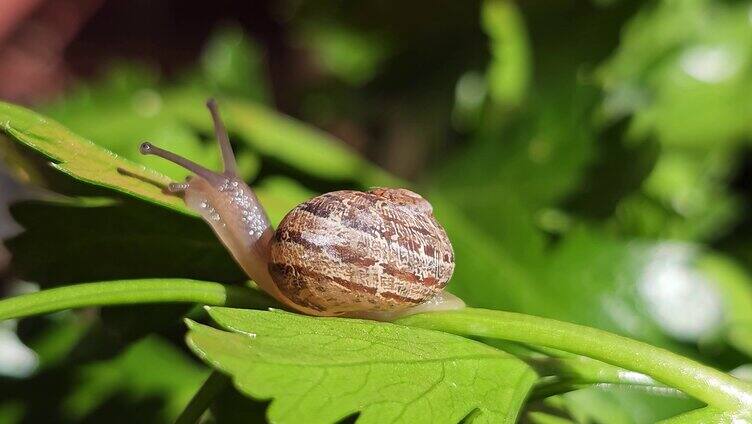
[139,99,464,320]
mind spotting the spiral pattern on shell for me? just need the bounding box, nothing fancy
[268,188,455,315]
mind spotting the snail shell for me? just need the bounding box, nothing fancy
[269,189,455,315]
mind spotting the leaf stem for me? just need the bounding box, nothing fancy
[0,279,271,321]
[397,308,752,411]
[529,380,685,401]
[175,371,231,424]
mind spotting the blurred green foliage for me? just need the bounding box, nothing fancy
[2,0,752,422]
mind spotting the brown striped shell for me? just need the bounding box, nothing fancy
[268,188,455,315]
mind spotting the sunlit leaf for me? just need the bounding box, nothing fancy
[0,101,188,214]
[186,308,536,424]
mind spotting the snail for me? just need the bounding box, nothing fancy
[139,99,464,320]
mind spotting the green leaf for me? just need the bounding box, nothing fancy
[526,411,575,424]
[0,101,188,214]
[24,313,90,371]
[436,91,596,216]
[599,0,752,148]
[658,406,752,424]
[186,308,536,424]
[632,149,739,241]
[436,56,599,245]
[595,0,750,240]
[482,0,531,109]
[62,336,208,421]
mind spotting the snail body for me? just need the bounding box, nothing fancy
[140,100,463,320]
